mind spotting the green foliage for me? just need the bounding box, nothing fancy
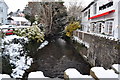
[2,56,12,75]
[0,30,5,38]
[13,25,44,43]
[25,14,35,25]
[115,44,120,49]
[64,21,80,37]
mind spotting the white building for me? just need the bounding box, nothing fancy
[7,17,31,26]
[81,0,120,39]
[0,0,8,25]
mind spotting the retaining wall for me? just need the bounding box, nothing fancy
[74,30,120,69]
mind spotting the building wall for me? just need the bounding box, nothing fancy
[81,0,120,39]
[0,1,8,25]
[118,1,120,38]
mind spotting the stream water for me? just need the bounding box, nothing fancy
[22,38,91,79]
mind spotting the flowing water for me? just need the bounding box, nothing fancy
[23,38,92,79]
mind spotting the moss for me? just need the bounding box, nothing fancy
[115,44,120,50]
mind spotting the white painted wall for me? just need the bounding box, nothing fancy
[118,1,120,39]
[81,0,120,39]
[0,1,8,25]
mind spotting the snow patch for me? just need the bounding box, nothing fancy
[65,68,92,78]
[3,35,28,44]
[73,36,90,48]
[91,67,118,78]
[2,35,33,78]
[112,64,120,73]
[28,71,48,78]
[76,30,119,41]
[37,40,49,50]
[0,74,11,79]
[11,56,33,78]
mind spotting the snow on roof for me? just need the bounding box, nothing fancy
[0,0,9,9]
[11,17,29,22]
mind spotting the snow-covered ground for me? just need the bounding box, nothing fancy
[1,35,33,78]
[91,67,119,79]
[37,40,49,50]
[0,74,11,79]
[112,64,120,73]
[65,68,93,79]
[64,67,119,79]
[28,71,48,78]
[1,35,49,78]
[28,68,93,79]
[28,71,64,80]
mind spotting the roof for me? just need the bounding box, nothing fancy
[81,1,95,12]
[11,17,29,22]
[7,17,13,20]
[0,0,9,9]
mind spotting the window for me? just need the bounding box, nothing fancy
[87,25,90,32]
[106,22,108,33]
[92,23,96,32]
[0,7,3,12]
[1,18,3,23]
[84,11,87,17]
[98,23,102,33]
[99,1,113,10]
[88,9,90,19]
[93,3,97,14]
[109,22,113,34]
[105,21,113,35]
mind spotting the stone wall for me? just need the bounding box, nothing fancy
[74,30,120,69]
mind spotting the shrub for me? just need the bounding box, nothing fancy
[64,22,80,37]
[13,25,44,42]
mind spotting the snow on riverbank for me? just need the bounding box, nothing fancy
[37,40,49,50]
[0,74,11,79]
[73,36,90,48]
[1,35,49,78]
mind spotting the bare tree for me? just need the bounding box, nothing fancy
[24,1,67,38]
[67,2,83,21]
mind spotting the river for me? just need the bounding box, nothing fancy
[22,38,91,79]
